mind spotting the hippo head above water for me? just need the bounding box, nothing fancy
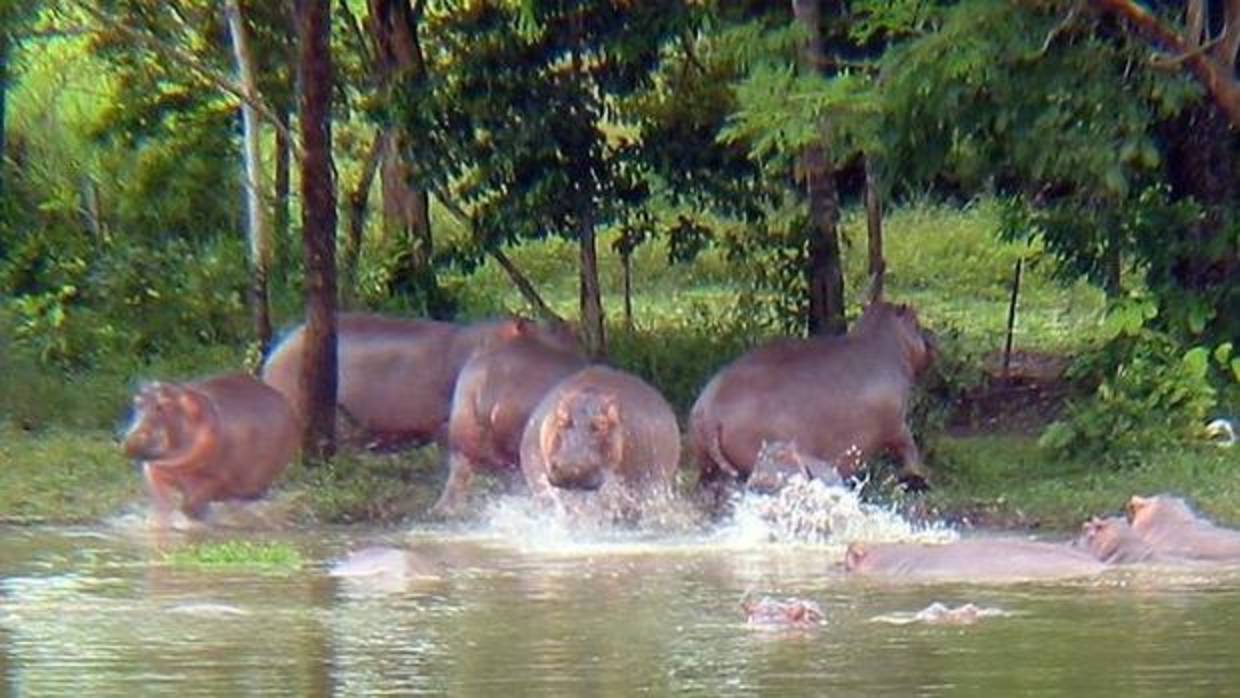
[541,387,622,491]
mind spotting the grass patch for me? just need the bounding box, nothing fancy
[283,448,444,524]
[163,540,304,571]
[924,434,1240,531]
[0,422,141,523]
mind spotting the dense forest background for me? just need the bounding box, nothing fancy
[0,0,1236,467]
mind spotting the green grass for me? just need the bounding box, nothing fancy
[0,422,141,523]
[924,435,1240,531]
[162,540,304,571]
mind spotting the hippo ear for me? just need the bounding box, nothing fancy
[600,398,620,427]
[844,543,867,570]
[555,402,572,427]
[1126,496,1148,523]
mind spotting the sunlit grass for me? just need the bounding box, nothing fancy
[162,540,304,571]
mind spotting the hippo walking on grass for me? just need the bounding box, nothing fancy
[520,366,681,519]
[689,300,935,494]
[262,314,539,450]
[432,319,587,517]
[123,373,299,527]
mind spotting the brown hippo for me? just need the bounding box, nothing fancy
[432,320,587,516]
[520,366,681,517]
[746,440,843,495]
[844,538,1106,583]
[1126,494,1240,562]
[689,300,934,494]
[1072,515,1161,564]
[122,374,299,527]
[262,314,551,450]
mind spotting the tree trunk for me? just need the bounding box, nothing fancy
[367,0,443,316]
[296,0,338,461]
[225,0,274,360]
[793,0,846,336]
[490,247,564,323]
[342,130,384,308]
[578,217,607,359]
[864,153,886,300]
[274,105,292,280]
[622,251,633,329]
[0,32,8,199]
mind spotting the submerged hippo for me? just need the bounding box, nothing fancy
[520,366,681,518]
[432,319,587,516]
[1126,494,1240,562]
[123,374,299,527]
[262,314,553,450]
[1072,516,1161,564]
[741,593,825,630]
[689,300,934,494]
[844,538,1106,583]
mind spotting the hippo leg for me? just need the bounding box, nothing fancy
[430,451,476,518]
[181,478,223,520]
[144,465,179,528]
[889,425,930,488]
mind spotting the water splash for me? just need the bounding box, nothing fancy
[718,476,956,551]
[870,602,1011,626]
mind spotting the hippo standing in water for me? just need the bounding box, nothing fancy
[122,374,299,527]
[689,300,935,493]
[1125,494,1240,562]
[432,319,587,516]
[520,366,681,519]
[844,538,1106,583]
[262,314,539,450]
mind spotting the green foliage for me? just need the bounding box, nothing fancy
[1038,296,1230,466]
[286,449,442,524]
[162,540,304,571]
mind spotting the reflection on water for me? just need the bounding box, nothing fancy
[3,484,1240,697]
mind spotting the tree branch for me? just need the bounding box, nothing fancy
[1214,0,1240,68]
[1092,0,1240,130]
[68,0,301,159]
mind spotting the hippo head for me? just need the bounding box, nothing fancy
[122,382,209,460]
[856,301,936,376]
[843,542,870,572]
[1074,516,1128,562]
[540,388,623,491]
[500,317,584,357]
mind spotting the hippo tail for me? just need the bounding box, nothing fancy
[705,423,742,481]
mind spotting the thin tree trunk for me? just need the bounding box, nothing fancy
[342,130,384,307]
[622,251,633,329]
[578,216,606,359]
[296,0,338,461]
[274,105,292,279]
[0,32,8,199]
[864,153,885,300]
[793,0,846,336]
[226,0,274,360]
[490,247,564,323]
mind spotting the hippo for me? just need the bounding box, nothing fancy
[746,440,842,495]
[431,320,587,516]
[1125,494,1240,562]
[1072,516,1161,564]
[741,593,825,630]
[262,314,562,450]
[122,373,299,527]
[689,300,935,496]
[329,545,441,592]
[844,538,1107,583]
[519,366,681,518]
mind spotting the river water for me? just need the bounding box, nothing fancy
[3,485,1240,697]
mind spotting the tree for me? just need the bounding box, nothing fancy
[224,0,274,358]
[295,0,338,460]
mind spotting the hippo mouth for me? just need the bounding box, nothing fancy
[547,463,605,491]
